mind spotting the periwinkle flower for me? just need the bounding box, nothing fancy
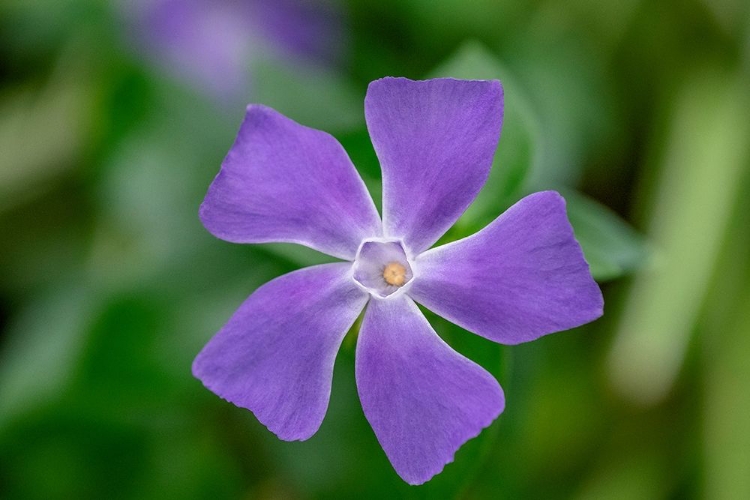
[194,77,603,484]
[122,0,345,101]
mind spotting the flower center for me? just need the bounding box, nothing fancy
[352,240,413,298]
[383,262,407,286]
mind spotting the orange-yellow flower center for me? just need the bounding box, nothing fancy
[383,262,407,287]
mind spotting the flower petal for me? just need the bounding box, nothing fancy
[200,105,382,260]
[356,295,504,485]
[193,263,368,441]
[409,191,604,345]
[365,77,504,254]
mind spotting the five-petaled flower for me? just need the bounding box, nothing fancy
[194,77,603,485]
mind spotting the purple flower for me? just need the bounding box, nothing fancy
[194,77,603,484]
[121,0,346,101]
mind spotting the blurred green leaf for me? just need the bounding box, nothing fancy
[503,21,620,188]
[575,449,669,500]
[608,69,750,405]
[0,409,150,500]
[704,267,750,500]
[0,56,97,210]
[0,286,94,430]
[251,58,365,133]
[0,386,245,500]
[564,190,648,281]
[73,295,170,405]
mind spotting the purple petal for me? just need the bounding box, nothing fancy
[200,105,382,259]
[193,263,368,441]
[356,296,504,485]
[409,191,603,345]
[365,77,504,254]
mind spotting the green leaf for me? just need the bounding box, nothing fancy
[251,59,364,133]
[563,190,648,281]
[0,58,97,211]
[607,70,750,404]
[0,286,95,430]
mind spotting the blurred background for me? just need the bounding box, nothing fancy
[1,0,749,498]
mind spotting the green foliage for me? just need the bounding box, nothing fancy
[564,190,648,281]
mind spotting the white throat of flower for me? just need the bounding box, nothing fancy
[351,238,415,299]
